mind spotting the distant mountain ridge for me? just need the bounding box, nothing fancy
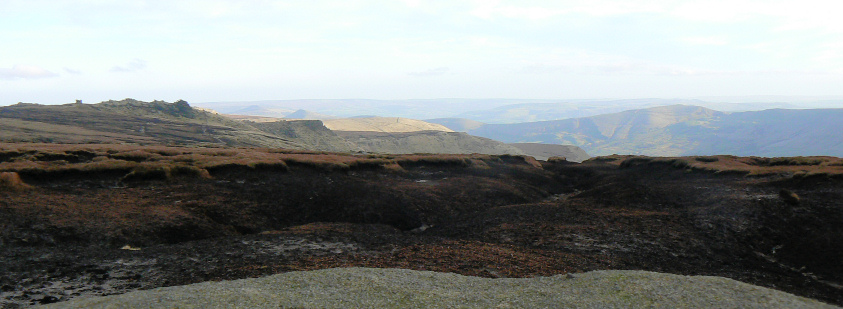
[0,99,587,159]
[461,105,843,157]
[451,99,711,124]
[194,98,834,124]
[7,99,835,158]
[284,109,338,120]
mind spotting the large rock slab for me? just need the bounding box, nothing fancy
[42,267,838,308]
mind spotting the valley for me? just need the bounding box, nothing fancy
[0,100,571,160]
[1,99,842,307]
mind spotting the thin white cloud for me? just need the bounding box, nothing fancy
[110,59,147,73]
[408,67,450,77]
[0,65,58,80]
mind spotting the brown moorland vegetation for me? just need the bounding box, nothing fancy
[1,144,842,307]
[0,172,29,191]
[606,154,843,177]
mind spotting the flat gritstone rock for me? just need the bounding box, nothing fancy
[41,267,838,308]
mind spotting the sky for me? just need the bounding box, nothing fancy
[3,0,843,105]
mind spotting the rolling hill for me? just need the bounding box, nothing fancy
[322,117,454,133]
[0,99,587,159]
[321,117,538,156]
[424,118,486,132]
[0,99,356,152]
[464,105,843,157]
[508,143,591,162]
[194,98,822,125]
[283,109,338,120]
[450,99,710,124]
[335,130,528,155]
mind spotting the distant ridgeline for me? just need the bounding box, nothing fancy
[10,99,837,158]
[0,99,590,161]
[444,105,843,157]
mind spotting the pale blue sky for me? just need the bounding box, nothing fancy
[2,0,843,105]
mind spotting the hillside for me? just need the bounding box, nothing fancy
[323,117,454,133]
[193,98,822,124]
[2,144,842,307]
[425,118,486,132]
[452,99,710,124]
[336,131,526,155]
[322,117,528,155]
[283,109,338,120]
[0,99,356,152]
[683,108,843,156]
[193,99,540,119]
[508,143,590,162]
[468,105,843,157]
[228,105,294,118]
[0,100,547,159]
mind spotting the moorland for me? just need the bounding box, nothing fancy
[1,99,842,307]
[2,143,842,307]
[0,99,585,160]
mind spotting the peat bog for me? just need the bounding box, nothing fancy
[1,144,842,307]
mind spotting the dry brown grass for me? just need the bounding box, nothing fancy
[0,143,549,185]
[9,143,838,182]
[603,154,843,177]
[0,171,29,191]
[694,156,843,176]
[395,154,477,168]
[547,156,568,163]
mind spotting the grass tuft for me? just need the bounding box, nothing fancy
[396,155,473,168]
[121,164,171,182]
[547,156,568,163]
[170,165,212,179]
[109,150,159,162]
[0,172,30,191]
[779,189,800,205]
[694,156,719,163]
[619,157,653,168]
